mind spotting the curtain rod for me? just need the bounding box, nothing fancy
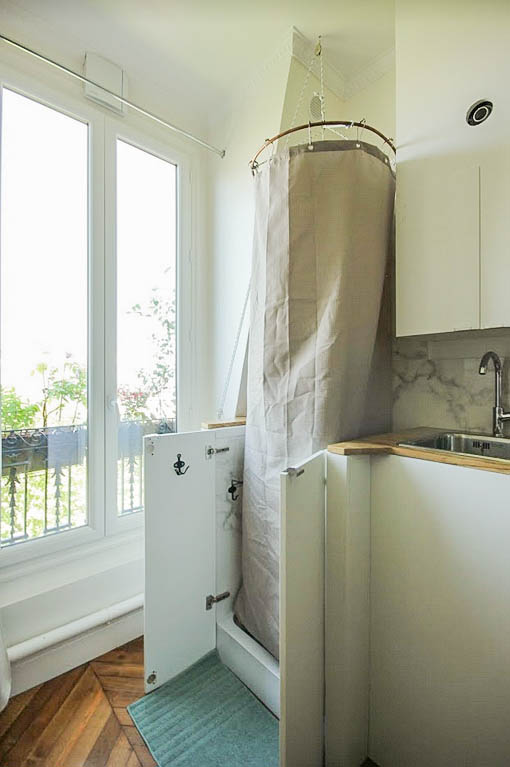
[250,120,396,170]
[0,34,226,158]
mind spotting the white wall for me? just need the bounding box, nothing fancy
[343,66,395,149]
[0,1,209,138]
[207,39,396,420]
[206,38,293,418]
[396,0,510,163]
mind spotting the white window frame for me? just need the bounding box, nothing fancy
[0,66,106,568]
[103,118,193,536]
[0,59,195,568]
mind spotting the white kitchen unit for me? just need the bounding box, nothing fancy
[369,455,510,766]
[396,156,480,335]
[280,451,325,767]
[145,427,510,765]
[480,149,510,329]
[144,429,372,767]
[395,1,510,336]
[325,453,372,767]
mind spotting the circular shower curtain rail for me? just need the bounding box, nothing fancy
[249,120,396,171]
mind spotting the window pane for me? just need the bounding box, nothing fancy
[116,140,176,515]
[1,89,89,546]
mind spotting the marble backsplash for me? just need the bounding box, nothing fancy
[392,331,510,435]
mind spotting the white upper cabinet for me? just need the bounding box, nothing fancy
[396,156,479,336]
[480,150,510,329]
[395,1,510,336]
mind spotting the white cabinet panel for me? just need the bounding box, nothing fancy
[144,430,216,692]
[481,150,510,328]
[396,156,480,336]
[370,455,510,766]
[325,453,371,767]
[280,452,325,767]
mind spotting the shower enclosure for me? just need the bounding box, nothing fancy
[237,140,395,657]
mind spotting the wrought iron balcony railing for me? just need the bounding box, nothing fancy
[1,417,175,547]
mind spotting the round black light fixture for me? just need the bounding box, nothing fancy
[466,99,493,126]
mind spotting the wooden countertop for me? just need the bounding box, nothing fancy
[328,427,510,475]
[202,422,510,475]
[201,418,246,430]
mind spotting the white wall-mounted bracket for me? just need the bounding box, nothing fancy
[84,52,127,115]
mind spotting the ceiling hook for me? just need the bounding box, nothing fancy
[356,118,366,148]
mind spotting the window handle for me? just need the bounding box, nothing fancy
[107,396,120,417]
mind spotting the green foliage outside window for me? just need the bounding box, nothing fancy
[0,388,39,431]
[1,289,176,544]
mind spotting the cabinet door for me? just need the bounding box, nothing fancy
[396,156,480,336]
[325,453,371,767]
[370,455,510,766]
[481,150,510,328]
[144,430,216,691]
[280,452,325,767]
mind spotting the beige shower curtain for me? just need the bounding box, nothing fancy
[235,140,395,659]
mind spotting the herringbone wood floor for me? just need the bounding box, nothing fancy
[0,636,156,767]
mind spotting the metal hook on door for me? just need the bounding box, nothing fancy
[173,453,189,476]
[227,478,243,501]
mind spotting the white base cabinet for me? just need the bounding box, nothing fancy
[370,455,510,766]
[144,429,510,765]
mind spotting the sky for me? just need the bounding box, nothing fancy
[1,88,176,426]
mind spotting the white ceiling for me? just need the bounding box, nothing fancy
[0,0,394,128]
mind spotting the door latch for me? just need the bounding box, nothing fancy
[205,591,230,610]
[205,445,230,459]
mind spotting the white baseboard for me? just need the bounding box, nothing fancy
[10,607,144,696]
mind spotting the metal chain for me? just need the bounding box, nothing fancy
[284,42,318,150]
[319,36,325,139]
[317,36,349,142]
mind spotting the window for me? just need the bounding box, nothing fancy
[115,140,177,517]
[1,89,89,546]
[0,72,189,565]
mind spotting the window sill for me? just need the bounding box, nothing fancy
[0,528,143,608]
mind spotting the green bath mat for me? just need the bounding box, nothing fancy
[128,651,279,767]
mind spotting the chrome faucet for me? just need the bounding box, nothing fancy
[479,351,510,437]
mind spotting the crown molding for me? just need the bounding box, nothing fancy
[291,28,394,103]
[291,27,346,102]
[343,47,395,100]
[208,28,394,140]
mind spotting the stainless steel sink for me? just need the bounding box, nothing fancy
[399,432,510,461]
